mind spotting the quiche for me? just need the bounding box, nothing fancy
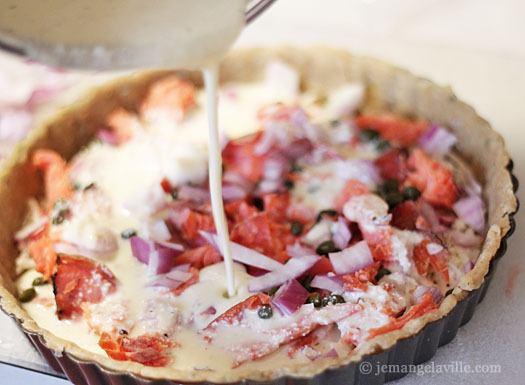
[0,48,517,384]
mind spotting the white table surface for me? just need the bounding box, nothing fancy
[1,0,524,383]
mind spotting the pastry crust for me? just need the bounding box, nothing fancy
[0,47,517,383]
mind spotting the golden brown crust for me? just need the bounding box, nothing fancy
[0,47,517,382]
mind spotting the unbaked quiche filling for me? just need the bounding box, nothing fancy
[15,62,487,371]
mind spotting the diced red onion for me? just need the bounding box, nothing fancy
[412,285,442,304]
[177,185,210,204]
[256,179,284,194]
[321,348,339,359]
[155,240,184,252]
[283,138,314,161]
[248,254,320,292]
[150,276,184,289]
[222,184,247,202]
[174,263,191,272]
[271,279,310,316]
[302,220,334,248]
[200,231,283,271]
[165,269,193,282]
[426,242,443,255]
[453,195,486,233]
[420,200,447,234]
[329,241,374,275]
[254,129,277,155]
[334,159,381,188]
[201,306,217,315]
[417,125,457,157]
[96,128,119,145]
[130,236,181,274]
[331,217,352,250]
[286,242,316,258]
[14,216,47,242]
[263,154,289,181]
[450,230,483,248]
[310,274,344,293]
[464,260,474,273]
[326,83,364,118]
[222,171,252,191]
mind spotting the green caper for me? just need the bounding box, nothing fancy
[253,196,264,211]
[290,164,303,173]
[307,293,323,308]
[321,294,346,307]
[284,179,295,190]
[375,267,391,281]
[330,119,341,127]
[267,287,279,296]
[358,129,380,143]
[385,192,403,208]
[121,228,137,239]
[19,288,36,303]
[316,240,338,255]
[170,189,179,200]
[381,178,399,193]
[290,221,303,236]
[302,275,314,292]
[316,209,338,223]
[402,186,421,201]
[51,199,70,225]
[257,304,273,319]
[32,277,48,286]
[376,140,391,152]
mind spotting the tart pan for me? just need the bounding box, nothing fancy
[0,47,518,384]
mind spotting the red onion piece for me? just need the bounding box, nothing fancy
[256,179,285,194]
[54,236,118,260]
[222,171,252,191]
[417,125,457,157]
[310,274,345,293]
[173,263,191,272]
[420,200,447,234]
[130,236,182,274]
[464,260,474,273]
[271,279,310,316]
[254,129,277,155]
[248,254,320,292]
[282,138,314,161]
[331,217,352,250]
[25,87,59,110]
[450,230,483,248]
[321,348,339,359]
[14,216,47,242]
[222,184,247,202]
[334,159,381,188]
[155,240,184,252]
[411,285,442,304]
[200,231,283,271]
[286,242,316,258]
[150,276,184,289]
[96,128,119,145]
[329,241,374,275]
[201,306,217,315]
[452,195,486,233]
[166,269,193,282]
[177,185,210,204]
[425,242,443,255]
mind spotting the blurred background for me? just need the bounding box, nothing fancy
[0,0,523,384]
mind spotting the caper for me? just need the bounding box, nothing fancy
[307,293,323,308]
[290,164,303,173]
[290,221,303,236]
[119,329,128,335]
[253,196,264,211]
[385,192,403,208]
[316,209,338,223]
[257,304,273,319]
[19,288,36,303]
[32,277,48,286]
[402,186,421,201]
[302,275,314,292]
[375,267,391,281]
[51,199,70,225]
[316,240,338,256]
[284,179,295,190]
[330,119,341,127]
[376,140,391,152]
[358,129,380,143]
[321,294,346,307]
[267,287,279,296]
[381,178,399,193]
[121,228,137,239]
[170,189,179,200]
